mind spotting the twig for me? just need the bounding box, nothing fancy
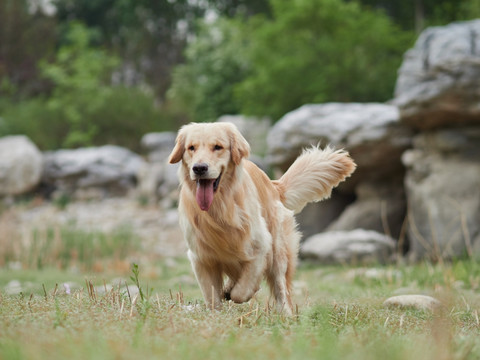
[427,206,442,264]
[211,285,215,311]
[380,200,392,238]
[42,284,47,301]
[407,207,434,256]
[130,294,138,317]
[125,281,132,305]
[397,215,408,260]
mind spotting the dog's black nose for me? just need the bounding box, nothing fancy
[192,163,208,176]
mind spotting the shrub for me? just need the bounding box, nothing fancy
[169,0,414,122]
[235,0,414,120]
[168,17,251,122]
[0,22,174,150]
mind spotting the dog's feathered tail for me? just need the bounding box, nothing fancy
[273,146,356,214]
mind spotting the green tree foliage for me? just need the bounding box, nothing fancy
[52,0,270,100]
[53,0,202,99]
[0,22,170,150]
[0,0,56,98]
[40,22,120,147]
[356,0,480,32]
[237,0,414,120]
[168,18,251,122]
[171,0,414,122]
[2,0,479,150]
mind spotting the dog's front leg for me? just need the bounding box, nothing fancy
[188,250,224,309]
[229,256,265,304]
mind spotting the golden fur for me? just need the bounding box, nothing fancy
[169,122,356,314]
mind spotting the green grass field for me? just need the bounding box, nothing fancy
[2,256,480,360]
[1,214,479,359]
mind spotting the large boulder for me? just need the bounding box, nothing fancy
[218,115,271,157]
[267,103,412,190]
[296,193,355,240]
[402,128,480,260]
[137,132,179,206]
[140,132,176,163]
[327,181,406,241]
[42,145,146,199]
[394,20,480,130]
[0,136,43,196]
[300,229,396,265]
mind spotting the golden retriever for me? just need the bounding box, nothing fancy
[168,122,355,314]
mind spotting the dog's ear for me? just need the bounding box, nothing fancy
[168,129,186,164]
[226,123,250,165]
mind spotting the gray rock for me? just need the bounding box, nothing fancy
[383,295,441,311]
[327,182,406,240]
[394,20,480,130]
[267,103,412,189]
[5,280,22,295]
[218,115,271,156]
[42,145,146,198]
[402,128,480,260]
[0,135,43,196]
[140,132,176,163]
[300,229,396,265]
[138,132,181,205]
[296,194,355,240]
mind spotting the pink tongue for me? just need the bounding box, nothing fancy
[196,179,215,211]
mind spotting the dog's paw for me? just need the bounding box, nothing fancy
[229,284,259,304]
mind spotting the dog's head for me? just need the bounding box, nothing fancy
[168,122,250,211]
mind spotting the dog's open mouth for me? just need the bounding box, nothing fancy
[196,174,221,211]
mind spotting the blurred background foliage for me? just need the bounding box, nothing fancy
[1,0,480,150]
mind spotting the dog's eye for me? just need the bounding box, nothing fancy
[213,145,223,151]
[188,145,195,151]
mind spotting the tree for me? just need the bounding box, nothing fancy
[1,22,168,150]
[168,18,251,122]
[0,0,56,98]
[53,0,204,99]
[355,0,480,32]
[168,0,414,122]
[40,22,120,147]
[235,0,414,120]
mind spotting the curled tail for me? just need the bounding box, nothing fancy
[273,146,356,214]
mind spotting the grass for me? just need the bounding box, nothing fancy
[1,258,480,360]
[0,218,140,272]
[1,204,480,359]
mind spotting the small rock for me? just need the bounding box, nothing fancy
[383,294,441,311]
[345,268,402,281]
[5,280,22,295]
[300,229,396,265]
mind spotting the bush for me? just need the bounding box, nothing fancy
[168,17,251,122]
[169,0,414,122]
[235,0,414,120]
[0,22,174,150]
[0,87,173,151]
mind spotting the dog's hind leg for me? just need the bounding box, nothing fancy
[267,216,299,315]
[267,255,293,315]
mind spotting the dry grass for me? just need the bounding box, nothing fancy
[0,207,140,272]
[1,259,480,360]
[2,203,480,359]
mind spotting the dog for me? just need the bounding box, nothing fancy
[168,122,356,314]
